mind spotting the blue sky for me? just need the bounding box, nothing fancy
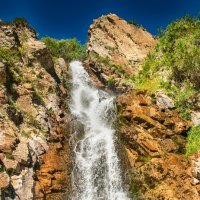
[0,0,200,43]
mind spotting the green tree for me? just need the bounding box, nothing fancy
[41,37,86,62]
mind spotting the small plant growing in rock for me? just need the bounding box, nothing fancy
[186,125,200,156]
[21,130,32,138]
[0,47,21,66]
[32,88,45,106]
[27,114,42,131]
[19,30,29,42]
[13,17,28,26]
[5,150,14,160]
[126,33,132,39]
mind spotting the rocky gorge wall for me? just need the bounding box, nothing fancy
[0,21,72,199]
[0,14,199,200]
[86,14,200,199]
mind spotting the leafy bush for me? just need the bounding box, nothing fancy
[135,76,161,94]
[0,47,21,66]
[186,126,200,156]
[0,47,23,94]
[13,17,28,26]
[135,15,200,119]
[140,15,200,87]
[174,82,197,120]
[41,37,86,62]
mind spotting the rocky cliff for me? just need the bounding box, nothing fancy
[0,14,199,200]
[86,14,200,199]
[0,20,72,199]
[86,14,156,91]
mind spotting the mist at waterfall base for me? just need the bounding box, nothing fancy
[69,61,129,200]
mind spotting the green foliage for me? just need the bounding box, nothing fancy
[137,156,151,163]
[0,18,29,27]
[41,37,86,62]
[137,15,200,87]
[90,53,135,89]
[134,15,200,119]
[21,130,32,138]
[0,47,21,66]
[186,126,200,156]
[135,76,162,94]
[7,96,18,109]
[92,53,128,78]
[0,21,12,26]
[0,47,24,98]
[27,114,42,130]
[5,150,14,160]
[173,82,197,120]
[128,19,143,29]
[19,30,29,42]
[130,181,140,198]
[106,76,115,87]
[32,87,45,106]
[13,17,28,26]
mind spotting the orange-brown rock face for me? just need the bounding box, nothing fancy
[116,92,200,199]
[0,21,72,199]
[35,140,72,199]
[85,13,200,199]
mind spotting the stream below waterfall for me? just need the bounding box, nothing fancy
[69,61,129,200]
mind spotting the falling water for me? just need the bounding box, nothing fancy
[69,61,129,200]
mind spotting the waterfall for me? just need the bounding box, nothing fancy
[69,61,129,200]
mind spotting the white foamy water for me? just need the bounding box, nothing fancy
[69,61,129,200]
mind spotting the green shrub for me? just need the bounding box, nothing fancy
[186,126,200,156]
[0,47,21,66]
[173,82,197,120]
[41,37,86,62]
[21,130,32,138]
[134,15,200,118]
[13,17,28,26]
[135,76,161,94]
[5,150,14,160]
[0,21,12,26]
[27,114,42,130]
[137,15,200,88]
[32,88,45,106]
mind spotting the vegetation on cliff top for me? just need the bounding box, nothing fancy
[0,17,29,26]
[41,37,86,62]
[135,15,200,118]
[134,15,200,156]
